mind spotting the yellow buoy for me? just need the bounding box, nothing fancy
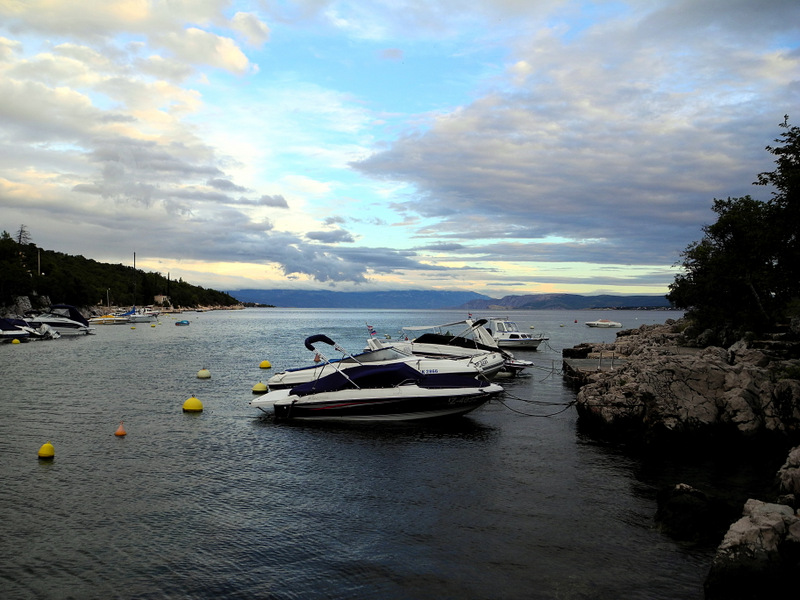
[38,441,55,460]
[259,360,272,369]
[252,381,268,394]
[130,326,136,329]
[197,368,211,379]
[151,323,156,328]
[183,395,204,412]
[115,421,127,436]
[12,338,21,344]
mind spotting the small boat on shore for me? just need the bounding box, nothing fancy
[585,319,622,328]
[251,334,503,422]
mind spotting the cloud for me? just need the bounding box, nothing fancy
[352,1,799,268]
[258,194,290,208]
[207,178,248,192]
[1,0,798,294]
[305,229,355,243]
[230,12,271,47]
[153,27,252,73]
[0,36,22,61]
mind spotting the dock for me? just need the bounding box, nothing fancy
[562,354,626,388]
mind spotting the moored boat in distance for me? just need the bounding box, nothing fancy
[251,334,503,422]
[484,316,548,350]
[89,314,130,325]
[585,318,622,328]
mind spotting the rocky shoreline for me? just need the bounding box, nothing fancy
[563,318,800,597]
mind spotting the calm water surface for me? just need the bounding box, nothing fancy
[0,308,744,599]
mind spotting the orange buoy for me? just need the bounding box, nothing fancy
[115,421,127,436]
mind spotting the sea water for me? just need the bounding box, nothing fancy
[0,308,761,599]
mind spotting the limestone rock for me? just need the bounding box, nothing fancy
[569,319,800,441]
[704,499,800,599]
[777,446,800,503]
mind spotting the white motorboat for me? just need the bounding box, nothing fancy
[266,338,505,390]
[119,307,159,323]
[1,318,33,342]
[24,304,95,335]
[251,335,503,422]
[484,316,548,350]
[585,318,622,328]
[1,318,62,341]
[368,318,534,376]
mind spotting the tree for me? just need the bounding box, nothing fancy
[755,115,800,306]
[15,224,32,245]
[668,118,800,342]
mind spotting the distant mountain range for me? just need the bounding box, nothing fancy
[230,289,671,310]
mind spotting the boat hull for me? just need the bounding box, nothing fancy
[495,337,544,349]
[253,384,502,422]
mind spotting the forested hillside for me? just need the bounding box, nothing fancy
[0,233,239,309]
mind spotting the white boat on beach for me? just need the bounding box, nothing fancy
[251,335,503,422]
[585,318,622,328]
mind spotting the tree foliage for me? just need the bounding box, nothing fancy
[668,117,800,342]
[0,236,239,310]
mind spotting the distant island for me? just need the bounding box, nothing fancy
[231,289,672,310]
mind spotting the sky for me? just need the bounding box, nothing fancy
[1,0,798,298]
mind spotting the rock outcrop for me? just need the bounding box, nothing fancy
[567,319,800,443]
[704,499,800,599]
[564,320,800,597]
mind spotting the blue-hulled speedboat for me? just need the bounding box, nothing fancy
[250,335,503,422]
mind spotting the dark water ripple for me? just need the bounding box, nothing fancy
[0,308,752,599]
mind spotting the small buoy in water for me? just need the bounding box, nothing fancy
[38,441,55,460]
[252,381,268,394]
[115,421,127,436]
[151,323,156,328]
[12,338,20,344]
[182,395,203,412]
[574,319,578,323]
[197,368,211,379]
[259,360,271,369]
[131,326,136,329]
